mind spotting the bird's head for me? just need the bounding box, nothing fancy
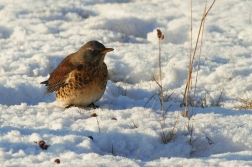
[76,41,113,65]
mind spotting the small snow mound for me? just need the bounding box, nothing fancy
[10,26,26,41]
[92,17,156,39]
[29,133,42,142]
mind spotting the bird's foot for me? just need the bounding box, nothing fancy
[65,104,75,108]
[65,103,99,109]
[87,103,99,109]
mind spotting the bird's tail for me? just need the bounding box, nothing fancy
[40,80,48,86]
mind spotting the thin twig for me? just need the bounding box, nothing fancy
[201,85,214,102]
[183,0,216,117]
[216,88,224,106]
[144,94,156,107]
[153,77,162,89]
[156,29,165,119]
[194,5,206,97]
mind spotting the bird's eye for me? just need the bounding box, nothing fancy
[91,50,99,55]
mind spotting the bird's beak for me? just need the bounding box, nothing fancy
[100,48,114,55]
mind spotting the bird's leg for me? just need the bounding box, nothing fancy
[65,103,99,109]
[88,103,99,109]
[65,104,75,108]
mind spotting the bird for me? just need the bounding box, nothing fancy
[40,40,114,108]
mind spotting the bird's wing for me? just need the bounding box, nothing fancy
[44,54,77,93]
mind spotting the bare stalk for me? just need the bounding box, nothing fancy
[183,0,216,117]
[182,0,193,116]
[194,5,206,97]
[156,29,165,119]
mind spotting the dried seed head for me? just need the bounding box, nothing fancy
[54,159,60,164]
[90,113,97,117]
[38,140,45,147]
[157,29,164,40]
[37,140,49,150]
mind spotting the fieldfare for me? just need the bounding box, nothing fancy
[41,40,113,108]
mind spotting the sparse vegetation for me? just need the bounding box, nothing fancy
[156,29,165,119]
[181,86,224,108]
[130,120,138,129]
[190,136,214,155]
[237,97,252,110]
[183,0,216,117]
[160,112,179,144]
[2,0,250,165]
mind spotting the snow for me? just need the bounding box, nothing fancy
[0,0,252,166]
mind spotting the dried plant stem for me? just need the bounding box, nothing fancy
[194,5,206,97]
[156,29,165,119]
[190,0,192,61]
[158,38,165,118]
[182,0,193,116]
[238,96,252,110]
[185,0,193,115]
[160,112,179,144]
[183,0,216,117]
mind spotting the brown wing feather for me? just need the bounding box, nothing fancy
[45,53,77,93]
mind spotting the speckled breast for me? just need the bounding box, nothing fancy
[56,63,108,107]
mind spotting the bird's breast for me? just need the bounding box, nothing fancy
[55,64,108,107]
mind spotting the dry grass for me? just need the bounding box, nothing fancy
[160,112,179,144]
[155,29,165,119]
[183,0,216,117]
[130,120,138,129]
[181,86,224,108]
[190,136,214,155]
[187,123,214,156]
[237,97,252,110]
[193,5,206,98]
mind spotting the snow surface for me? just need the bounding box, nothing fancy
[0,0,252,166]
